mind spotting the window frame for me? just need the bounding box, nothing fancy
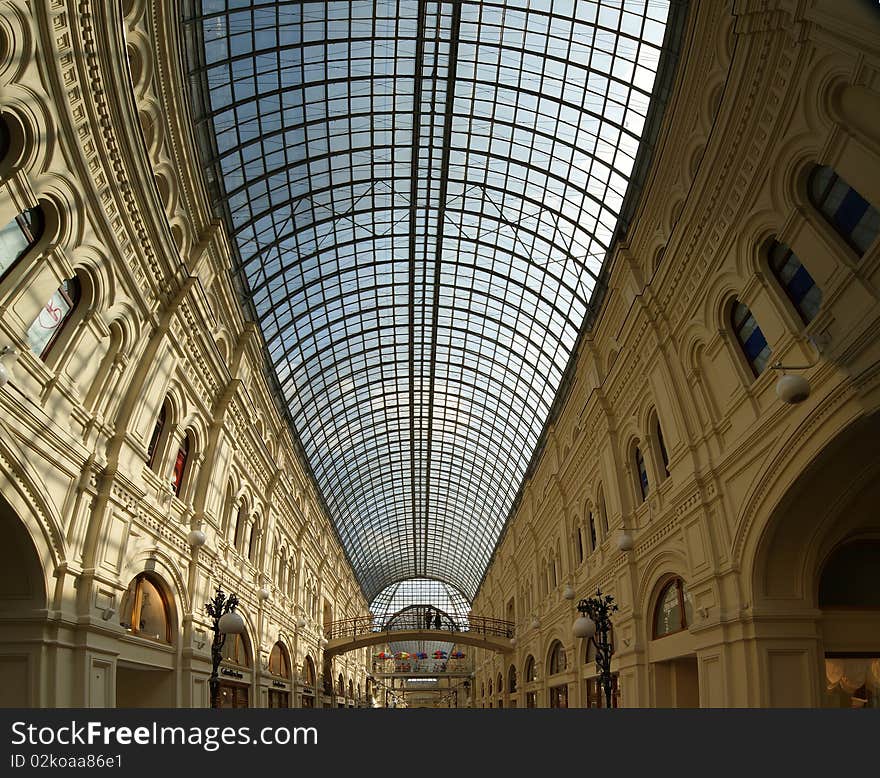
[119,573,173,644]
[652,576,692,640]
[27,275,81,361]
[730,298,772,378]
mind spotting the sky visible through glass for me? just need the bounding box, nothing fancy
[184,0,672,608]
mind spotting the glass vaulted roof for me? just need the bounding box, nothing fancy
[183,0,680,602]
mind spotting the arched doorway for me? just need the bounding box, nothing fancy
[0,497,48,707]
[115,572,177,707]
[218,628,252,708]
[547,641,569,708]
[818,540,880,708]
[749,412,880,707]
[267,641,291,708]
[648,576,698,708]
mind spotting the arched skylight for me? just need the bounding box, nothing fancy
[370,578,471,624]
[182,0,682,601]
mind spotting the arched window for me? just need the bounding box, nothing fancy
[171,433,191,496]
[497,673,503,696]
[222,632,251,667]
[653,577,693,639]
[731,299,771,376]
[524,655,537,683]
[303,657,316,687]
[635,447,649,501]
[26,275,80,359]
[548,641,567,675]
[598,486,609,535]
[268,641,290,678]
[146,402,167,469]
[277,546,286,591]
[0,207,44,279]
[247,520,259,561]
[338,674,344,697]
[588,512,598,550]
[768,239,822,324]
[508,664,517,693]
[233,505,246,550]
[348,680,354,700]
[488,679,493,697]
[540,558,548,597]
[656,419,670,478]
[119,574,172,643]
[549,557,557,589]
[575,526,584,564]
[808,165,880,257]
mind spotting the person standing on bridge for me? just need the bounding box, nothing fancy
[434,612,441,630]
[425,607,433,630]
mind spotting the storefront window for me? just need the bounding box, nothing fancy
[550,685,568,708]
[824,657,880,708]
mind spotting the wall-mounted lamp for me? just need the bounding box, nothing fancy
[101,607,116,621]
[529,616,540,630]
[187,529,207,548]
[296,616,307,629]
[563,583,575,600]
[772,333,829,405]
[617,531,634,552]
[0,346,19,387]
[257,587,271,602]
[509,637,518,648]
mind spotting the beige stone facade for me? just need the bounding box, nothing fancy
[0,0,878,709]
[471,0,880,708]
[0,0,370,708]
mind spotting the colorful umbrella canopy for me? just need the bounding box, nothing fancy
[451,651,465,659]
[433,650,448,659]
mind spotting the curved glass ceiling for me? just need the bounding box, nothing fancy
[183,0,679,601]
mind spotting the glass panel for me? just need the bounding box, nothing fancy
[147,404,166,467]
[769,240,821,324]
[26,277,79,358]
[222,634,250,666]
[119,576,170,642]
[657,421,670,475]
[655,580,681,636]
[0,208,42,277]
[136,577,169,641]
[809,165,880,257]
[172,438,189,495]
[269,642,289,677]
[636,447,649,499]
[183,0,678,601]
[732,301,771,376]
[654,579,684,638]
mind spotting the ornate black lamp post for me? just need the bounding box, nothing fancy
[572,588,618,708]
[205,586,245,709]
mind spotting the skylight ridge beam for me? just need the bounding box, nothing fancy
[422,0,462,576]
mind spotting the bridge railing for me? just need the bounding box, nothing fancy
[326,613,514,640]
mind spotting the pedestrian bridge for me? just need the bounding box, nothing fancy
[323,605,515,658]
